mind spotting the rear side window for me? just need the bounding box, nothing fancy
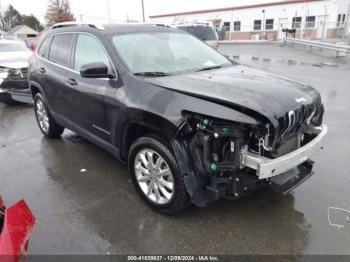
[49,34,74,67]
[38,37,51,59]
[74,34,109,71]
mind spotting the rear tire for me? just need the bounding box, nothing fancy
[34,93,64,138]
[128,135,191,215]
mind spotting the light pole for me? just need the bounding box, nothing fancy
[106,0,111,24]
[321,5,327,41]
[230,9,233,41]
[262,9,265,40]
[342,4,350,41]
[301,0,308,40]
[141,0,145,22]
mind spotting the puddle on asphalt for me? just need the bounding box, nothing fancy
[232,55,341,69]
[320,62,339,67]
[64,133,87,144]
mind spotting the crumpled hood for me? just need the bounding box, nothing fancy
[0,51,32,69]
[145,65,321,128]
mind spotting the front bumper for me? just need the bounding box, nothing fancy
[0,78,32,104]
[241,125,327,179]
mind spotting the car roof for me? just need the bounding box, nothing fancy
[43,23,182,37]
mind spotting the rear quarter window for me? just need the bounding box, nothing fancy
[48,34,74,68]
[37,37,51,59]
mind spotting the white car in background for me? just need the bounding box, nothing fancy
[0,38,32,104]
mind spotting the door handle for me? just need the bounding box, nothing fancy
[39,67,46,73]
[67,78,78,86]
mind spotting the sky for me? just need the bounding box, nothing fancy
[0,0,281,24]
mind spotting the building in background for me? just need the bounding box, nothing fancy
[8,25,39,39]
[149,0,350,41]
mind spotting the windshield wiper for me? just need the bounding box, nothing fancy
[195,65,222,72]
[134,71,170,77]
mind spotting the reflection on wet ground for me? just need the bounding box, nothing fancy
[229,54,340,68]
[1,44,350,255]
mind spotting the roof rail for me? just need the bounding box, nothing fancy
[51,21,105,30]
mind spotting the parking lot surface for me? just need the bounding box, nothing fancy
[1,44,350,255]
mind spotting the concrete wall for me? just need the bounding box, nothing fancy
[326,27,344,38]
[224,31,278,40]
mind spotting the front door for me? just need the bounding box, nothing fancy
[278,18,289,40]
[317,15,329,39]
[69,33,120,143]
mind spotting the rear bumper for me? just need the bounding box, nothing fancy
[241,125,327,179]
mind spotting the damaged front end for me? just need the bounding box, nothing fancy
[0,66,31,104]
[173,109,327,207]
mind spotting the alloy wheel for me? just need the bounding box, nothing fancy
[134,149,174,205]
[35,99,49,133]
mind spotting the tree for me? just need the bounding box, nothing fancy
[45,0,75,26]
[0,10,5,30]
[0,5,43,32]
[3,5,23,30]
[22,14,44,31]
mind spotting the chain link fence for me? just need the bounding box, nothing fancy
[217,21,349,42]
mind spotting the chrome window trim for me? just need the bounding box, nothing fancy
[35,31,117,80]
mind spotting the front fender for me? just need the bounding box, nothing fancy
[117,108,179,159]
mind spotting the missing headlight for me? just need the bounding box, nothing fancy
[182,112,253,175]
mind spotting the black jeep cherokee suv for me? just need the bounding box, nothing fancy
[29,22,327,214]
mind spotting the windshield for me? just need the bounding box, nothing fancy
[111,32,231,75]
[0,41,28,52]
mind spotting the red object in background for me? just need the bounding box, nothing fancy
[30,43,37,52]
[0,197,35,262]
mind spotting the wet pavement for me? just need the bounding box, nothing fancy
[1,44,350,255]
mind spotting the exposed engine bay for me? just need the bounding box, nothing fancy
[175,105,325,206]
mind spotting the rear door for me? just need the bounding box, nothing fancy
[69,33,119,142]
[44,33,75,120]
[34,36,52,99]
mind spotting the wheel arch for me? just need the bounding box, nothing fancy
[118,109,179,161]
[30,81,55,112]
[29,81,43,98]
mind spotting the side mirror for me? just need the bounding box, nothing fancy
[80,62,114,79]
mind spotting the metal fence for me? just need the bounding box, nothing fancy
[217,21,349,42]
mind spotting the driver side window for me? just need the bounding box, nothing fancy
[74,34,110,72]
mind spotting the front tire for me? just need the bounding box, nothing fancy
[34,93,64,138]
[128,136,190,215]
